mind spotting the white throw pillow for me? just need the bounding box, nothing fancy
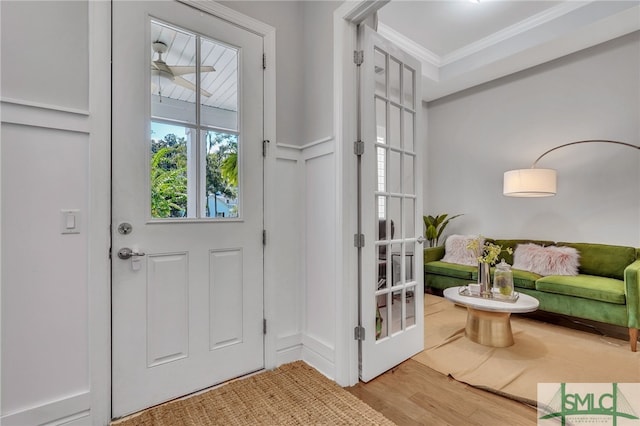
[513,243,580,276]
[441,234,482,266]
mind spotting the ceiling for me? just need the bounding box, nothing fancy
[377,0,640,101]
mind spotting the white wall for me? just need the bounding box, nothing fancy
[1,1,111,425]
[425,31,640,247]
[223,1,343,379]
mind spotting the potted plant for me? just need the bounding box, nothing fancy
[423,213,463,247]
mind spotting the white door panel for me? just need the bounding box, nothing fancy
[112,1,264,417]
[359,25,424,382]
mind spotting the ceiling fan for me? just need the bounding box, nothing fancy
[151,41,215,98]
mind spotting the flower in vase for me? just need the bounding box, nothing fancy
[466,236,513,266]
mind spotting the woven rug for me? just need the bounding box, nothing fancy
[413,294,640,405]
[112,361,394,425]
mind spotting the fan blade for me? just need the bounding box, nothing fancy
[169,65,215,76]
[174,76,213,98]
[152,60,173,74]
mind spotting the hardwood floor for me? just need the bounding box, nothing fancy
[346,359,537,426]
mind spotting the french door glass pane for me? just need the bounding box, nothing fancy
[403,66,414,108]
[389,104,401,148]
[374,48,386,97]
[403,111,414,152]
[389,57,401,104]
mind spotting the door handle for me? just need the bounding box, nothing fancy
[416,236,426,245]
[117,247,146,260]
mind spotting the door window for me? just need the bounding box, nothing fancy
[150,20,239,219]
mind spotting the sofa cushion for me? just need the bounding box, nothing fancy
[535,275,626,305]
[557,242,636,280]
[441,234,481,266]
[487,239,555,265]
[512,244,579,276]
[511,269,541,289]
[425,261,475,280]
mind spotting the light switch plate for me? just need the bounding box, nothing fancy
[60,209,81,234]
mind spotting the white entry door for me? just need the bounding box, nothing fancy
[359,25,424,382]
[112,1,264,417]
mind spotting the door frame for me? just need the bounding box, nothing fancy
[89,1,276,423]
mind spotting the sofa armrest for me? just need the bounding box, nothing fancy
[424,246,445,264]
[624,259,640,329]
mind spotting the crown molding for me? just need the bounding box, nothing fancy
[441,1,589,65]
[376,1,640,101]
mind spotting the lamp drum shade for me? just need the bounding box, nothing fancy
[503,168,557,197]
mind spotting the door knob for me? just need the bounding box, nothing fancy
[416,236,426,245]
[117,247,146,260]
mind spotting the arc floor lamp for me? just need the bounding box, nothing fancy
[503,139,640,197]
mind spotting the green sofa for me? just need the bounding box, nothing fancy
[424,239,640,351]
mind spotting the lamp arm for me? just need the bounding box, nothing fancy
[531,139,640,168]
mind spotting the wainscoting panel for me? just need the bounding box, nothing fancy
[209,248,244,350]
[300,137,337,379]
[147,253,189,367]
[0,392,91,426]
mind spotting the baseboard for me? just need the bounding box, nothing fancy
[301,335,336,381]
[1,392,91,426]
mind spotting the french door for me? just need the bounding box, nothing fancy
[359,25,424,382]
[112,1,264,417]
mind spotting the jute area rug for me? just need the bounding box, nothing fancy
[112,361,393,426]
[413,294,640,405]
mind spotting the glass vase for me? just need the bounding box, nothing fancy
[478,262,491,297]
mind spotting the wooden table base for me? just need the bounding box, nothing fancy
[465,307,514,347]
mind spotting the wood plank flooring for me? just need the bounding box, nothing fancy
[346,359,537,426]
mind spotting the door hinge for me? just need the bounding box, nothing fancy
[262,53,267,70]
[262,139,270,157]
[354,325,365,341]
[263,318,267,335]
[354,50,364,66]
[109,247,112,260]
[353,140,364,156]
[262,229,267,246]
[354,234,365,248]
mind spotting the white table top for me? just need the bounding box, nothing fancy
[443,286,539,314]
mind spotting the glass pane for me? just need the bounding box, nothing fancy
[377,147,386,193]
[388,197,401,240]
[389,104,401,148]
[389,57,401,104]
[377,244,388,290]
[377,216,391,242]
[150,122,191,218]
[391,289,402,335]
[375,98,387,145]
[404,154,415,195]
[404,111,414,153]
[406,285,416,327]
[406,242,415,283]
[377,195,386,222]
[376,300,389,340]
[404,198,415,240]
[390,243,401,286]
[204,130,239,218]
[389,150,401,194]
[374,48,386,97]
[403,66,414,108]
[150,21,196,124]
[200,37,238,131]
